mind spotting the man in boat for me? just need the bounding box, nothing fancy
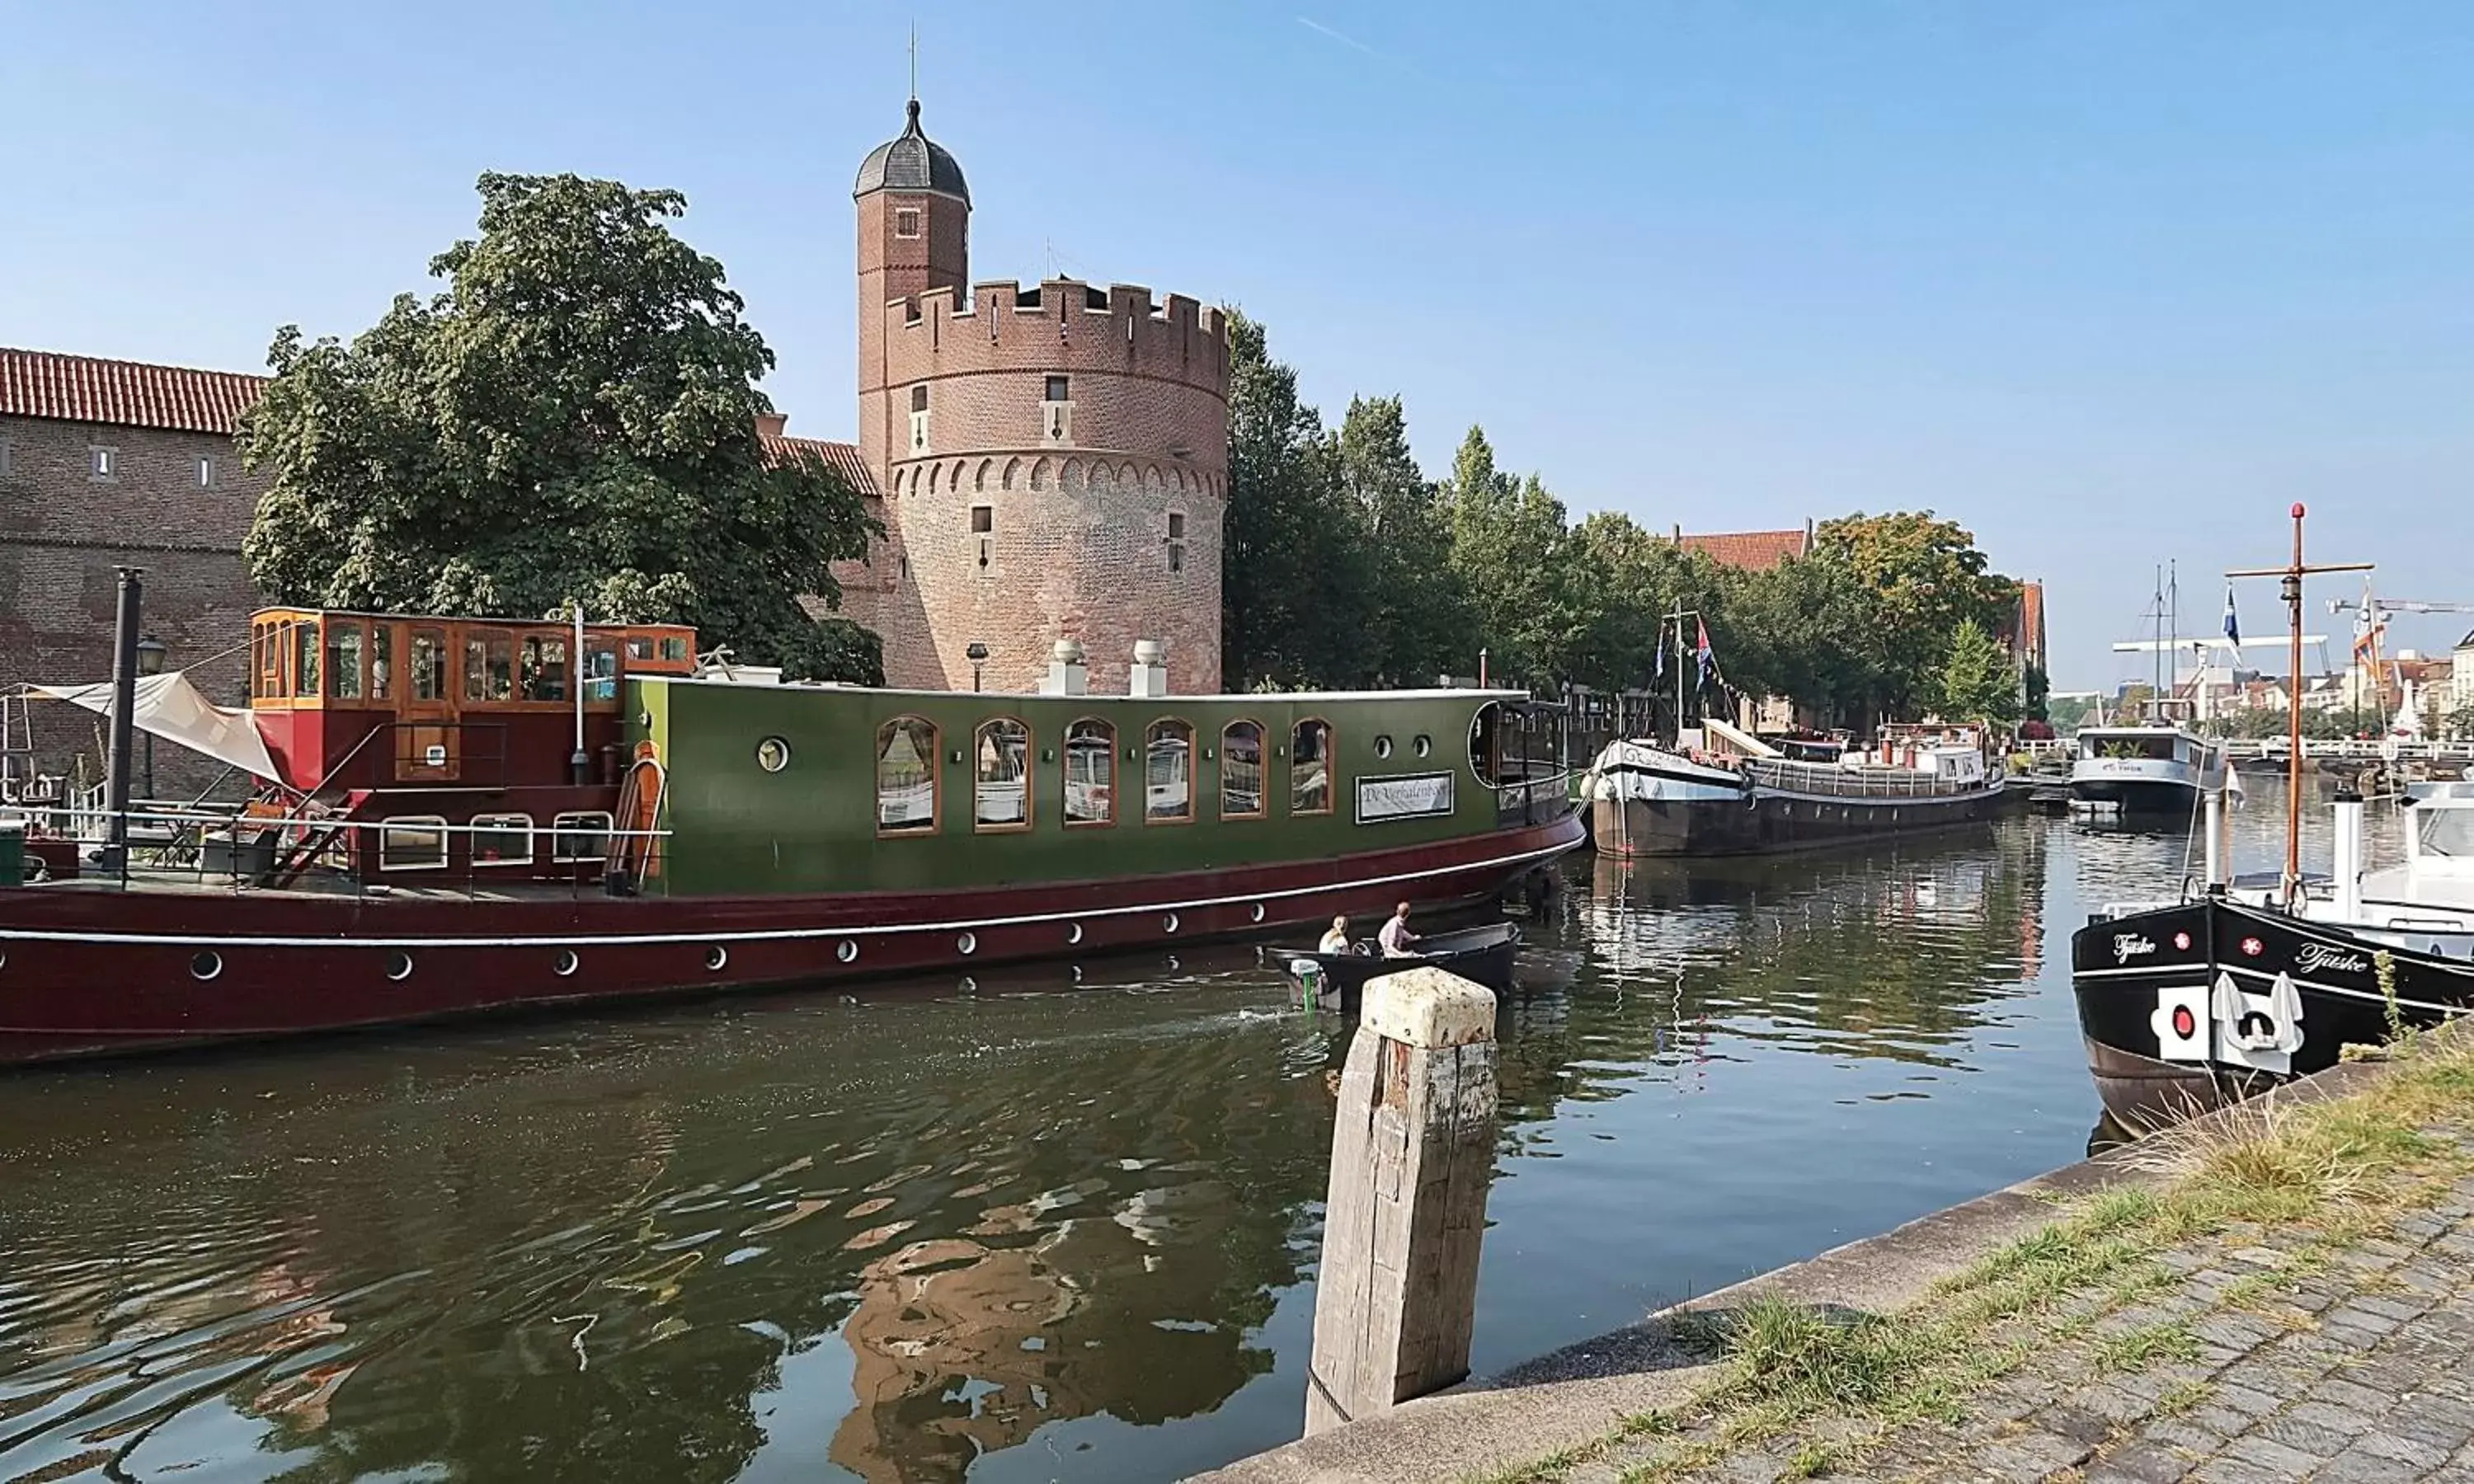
[1319,915,1352,954]
[1379,902,1420,958]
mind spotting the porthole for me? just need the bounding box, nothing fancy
[706,945,729,971]
[1163,913,1180,934]
[836,940,859,964]
[755,736,792,773]
[385,951,414,982]
[1413,735,1432,758]
[553,950,579,977]
[957,932,978,956]
[1066,923,1084,946]
[1250,903,1265,923]
[190,951,222,982]
[1374,735,1395,759]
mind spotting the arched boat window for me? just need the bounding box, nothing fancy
[1063,718,1115,826]
[877,716,939,834]
[1146,720,1194,823]
[975,718,1032,831]
[472,812,534,866]
[378,815,449,871]
[1221,720,1265,820]
[1291,718,1333,815]
[553,811,614,863]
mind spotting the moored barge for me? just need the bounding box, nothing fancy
[0,607,1579,1064]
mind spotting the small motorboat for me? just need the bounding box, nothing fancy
[1275,922,1522,1013]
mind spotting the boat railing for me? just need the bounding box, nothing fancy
[0,801,671,900]
[1742,758,1981,801]
[1493,767,1578,827]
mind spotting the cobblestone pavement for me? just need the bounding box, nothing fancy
[1562,1168,2474,1484]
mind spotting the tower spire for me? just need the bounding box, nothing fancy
[908,22,918,104]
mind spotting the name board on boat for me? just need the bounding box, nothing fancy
[1356,772,1455,824]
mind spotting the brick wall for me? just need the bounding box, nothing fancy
[868,279,1230,693]
[0,415,262,796]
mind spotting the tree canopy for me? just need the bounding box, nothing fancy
[238,171,883,682]
[1935,618,2024,726]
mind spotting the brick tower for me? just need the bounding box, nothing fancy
[853,97,1230,694]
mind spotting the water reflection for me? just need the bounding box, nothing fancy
[0,804,2334,1482]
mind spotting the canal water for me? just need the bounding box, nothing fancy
[0,787,2375,1482]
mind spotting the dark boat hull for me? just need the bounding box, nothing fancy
[1273,924,1521,1013]
[0,813,1583,1065]
[2071,895,2474,1129]
[1593,783,2015,857]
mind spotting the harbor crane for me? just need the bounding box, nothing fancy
[2324,585,2474,719]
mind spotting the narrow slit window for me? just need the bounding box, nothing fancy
[89,447,117,481]
[197,457,217,488]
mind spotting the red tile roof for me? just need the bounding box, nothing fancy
[1673,528,1810,572]
[2020,580,2046,665]
[0,346,267,435]
[761,434,878,496]
[2,347,874,492]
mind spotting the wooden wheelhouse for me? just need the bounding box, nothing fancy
[246,608,695,793]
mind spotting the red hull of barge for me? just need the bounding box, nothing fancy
[0,815,1582,1064]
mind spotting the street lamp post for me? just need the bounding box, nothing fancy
[966,641,990,693]
[134,632,168,804]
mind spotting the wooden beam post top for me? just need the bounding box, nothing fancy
[1358,968,1497,1049]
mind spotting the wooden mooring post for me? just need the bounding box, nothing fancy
[1305,966,1498,1436]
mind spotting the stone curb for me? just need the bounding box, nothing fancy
[1188,1052,2404,1483]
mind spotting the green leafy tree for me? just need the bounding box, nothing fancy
[1443,428,1573,685]
[2448,702,2474,741]
[238,172,882,681]
[1813,511,2016,717]
[1220,311,1375,689]
[1936,617,2022,726]
[1719,555,1894,730]
[1335,396,1474,684]
[2023,665,2051,722]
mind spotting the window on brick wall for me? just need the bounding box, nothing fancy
[1042,375,1073,447]
[971,505,993,571]
[909,383,929,454]
[89,447,118,481]
[197,457,217,489]
[895,207,922,238]
[911,385,929,412]
[1168,511,1188,574]
[1045,375,1070,402]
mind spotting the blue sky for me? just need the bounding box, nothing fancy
[7,2,2471,688]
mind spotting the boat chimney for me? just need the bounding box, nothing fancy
[2332,777,2365,921]
[1040,638,1089,697]
[1129,640,1169,698]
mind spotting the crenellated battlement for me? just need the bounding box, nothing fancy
[884,278,1229,396]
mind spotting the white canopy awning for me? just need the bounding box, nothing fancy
[26,670,281,782]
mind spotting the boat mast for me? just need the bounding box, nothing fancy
[2151,565,2163,716]
[2168,560,2180,721]
[2227,505,2371,906]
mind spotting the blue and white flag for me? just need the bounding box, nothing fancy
[2222,584,2241,655]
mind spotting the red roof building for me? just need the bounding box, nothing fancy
[1669,522,1813,572]
[0,346,268,436]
